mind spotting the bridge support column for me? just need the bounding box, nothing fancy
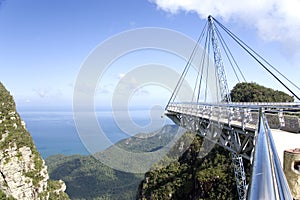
[231,152,247,200]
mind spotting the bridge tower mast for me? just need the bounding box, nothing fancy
[208,15,247,200]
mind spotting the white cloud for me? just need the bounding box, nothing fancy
[150,0,300,57]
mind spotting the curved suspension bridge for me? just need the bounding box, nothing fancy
[164,16,300,200]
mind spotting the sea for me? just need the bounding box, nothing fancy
[18,109,171,159]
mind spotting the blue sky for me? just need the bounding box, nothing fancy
[0,0,299,111]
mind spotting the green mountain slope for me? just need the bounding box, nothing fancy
[46,126,250,200]
[46,154,142,200]
[136,135,251,199]
[46,82,295,199]
[46,125,182,200]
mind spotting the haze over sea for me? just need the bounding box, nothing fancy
[18,108,169,159]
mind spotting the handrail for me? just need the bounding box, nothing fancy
[168,102,300,111]
[265,115,293,199]
[247,109,293,200]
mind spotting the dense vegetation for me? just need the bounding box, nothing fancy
[0,189,15,200]
[136,134,250,200]
[114,125,179,153]
[136,82,291,199]
[46,129,247,200]
[46,154,143,200]
[0,82,36,150]
[46,125,180,200]
[230,82,294,102]
[46,82,294,199]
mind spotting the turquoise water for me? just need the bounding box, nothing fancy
[19,110,170,158]
[20,111,90,158]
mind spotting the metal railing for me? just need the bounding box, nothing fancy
[165,103,297,199]
[247,108,292,200]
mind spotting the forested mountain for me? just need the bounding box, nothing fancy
[136,135,249,199]
[136,82,292,199]
[46,125,184,200]
[46,82,293,200]
[46,129,248,200]
[46,154,143,200]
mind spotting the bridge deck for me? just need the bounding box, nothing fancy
[166,102,300,160]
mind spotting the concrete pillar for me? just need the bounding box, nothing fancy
[284,148,300,200]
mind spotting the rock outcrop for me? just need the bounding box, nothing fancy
[0,82,69,200]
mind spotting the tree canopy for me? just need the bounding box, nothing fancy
[230,82,294,102]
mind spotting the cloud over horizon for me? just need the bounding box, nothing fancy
[150,0,300,58]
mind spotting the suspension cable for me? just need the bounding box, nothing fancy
[196,26,210,103]
[212,17,300,101]
[215,25,246,82]
[166,22,208,108]
[215,18,300,92]
[205,31,211,102]
[192,29,208,102]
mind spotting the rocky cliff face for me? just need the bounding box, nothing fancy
[0,82,69,200]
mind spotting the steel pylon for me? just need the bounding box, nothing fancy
[208,15,247,200]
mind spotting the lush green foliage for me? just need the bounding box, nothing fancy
[46,126,248,200]
[230,82,294,102]
[0,189,15,200]
[115,125,179,153]
[46,125,182,200]
[137,135,248,200]
[40,82,296,199]
[46,154,143,200]
[47,180,70,200]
